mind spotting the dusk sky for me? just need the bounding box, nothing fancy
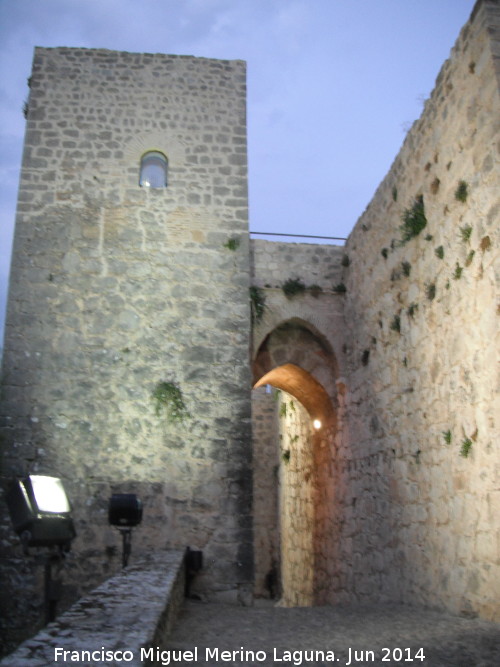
[0,0,475,342]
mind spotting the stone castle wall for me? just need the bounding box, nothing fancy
[250,240,345,606]
[0,48,252,652]
[0,0,499,654]
[250,0,499,621]
[338,0,500,620]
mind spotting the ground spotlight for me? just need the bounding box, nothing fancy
[108,493,142,568]
[6,475,76,552]
[6,475,76,622]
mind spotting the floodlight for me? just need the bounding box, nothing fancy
[108,493,142,567]
[6,475,76,623]
[6,475,76,551]
[108,493,142,527]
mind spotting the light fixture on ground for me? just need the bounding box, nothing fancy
[108,493,143,568]
[6,475,76,622]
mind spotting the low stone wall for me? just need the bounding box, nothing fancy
[0,550,185,667]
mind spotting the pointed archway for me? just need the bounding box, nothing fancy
[251,320,339,606]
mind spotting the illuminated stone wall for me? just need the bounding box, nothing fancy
[339,0,500,620]
[277,390,315,607]
[249,246,343,605]
[0,48,252,652]
[250,0,500,622]
[0,1,499,656]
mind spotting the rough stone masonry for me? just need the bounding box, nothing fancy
[0,0,499,658]
[0,48,253,652]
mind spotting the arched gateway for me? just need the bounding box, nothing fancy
[251,315,341,606]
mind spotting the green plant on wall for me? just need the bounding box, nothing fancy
[223,237,240,251]
[332,282,347,294]
[407,303,419,318]
[282,278,306,298]
[460,437,473,458]
[453,263,463,280]
[279,402,287,418]
[250,286,266,323]
[152,381,191,423]
[425,282,436,301]
[465,250,475,267]
[435,245,444,259]
[459,225,472,243]
[390,314,401,333]
[455,180,468,203]
[400,195,427,244]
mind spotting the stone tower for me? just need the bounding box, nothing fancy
[2,0,500,654]
[0,47,253,642]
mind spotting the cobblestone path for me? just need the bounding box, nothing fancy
[164,600,500,667]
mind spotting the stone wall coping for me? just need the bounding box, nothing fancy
[0,550,185,666]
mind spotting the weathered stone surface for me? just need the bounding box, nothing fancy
[339,0,500,622]
[1,0,499,657]
[0,49,252,654]
[250,0,499,624]
[0,551,185,667]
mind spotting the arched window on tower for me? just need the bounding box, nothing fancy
[139,151,168,188]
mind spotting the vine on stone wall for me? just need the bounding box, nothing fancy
[280,278,336,298]
[250,286,266,323]
[223,237,240,251]
[282,278,307,298]
[152,381,191,423]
